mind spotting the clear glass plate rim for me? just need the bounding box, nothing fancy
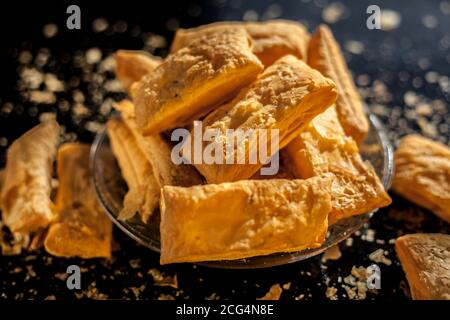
[90,112,394,269]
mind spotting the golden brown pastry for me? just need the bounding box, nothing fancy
[115,50,161,92]
[192,55,337,183]
[44,143,112,259]
[0,169,4,200]
[1,121,59,233]
[160,175,332,264]
[171,20,310,66]
[392,135,450,223]
[132,28,264,134]
[308,25,369,144]
[114,100,203,187]
[107,118,159,222]
[395,233,450,300]
[283,107,391,223]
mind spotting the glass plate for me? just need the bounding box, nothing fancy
[90,113,393,269]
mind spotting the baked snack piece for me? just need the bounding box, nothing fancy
[160,175,332,264]
[192,55,337,183]
[115,50,161,92]
[1,121,60,233]
[107,118,159,222]
[114,100,203,187]
[283,107,391,223]
[44,143,112,258]
[308,25,369,144]
[395,233,450,300]
[132,28,264,134]
[171,20,310,66]
[392,135,450,223]
[0,169,4,200]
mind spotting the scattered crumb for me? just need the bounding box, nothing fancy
[369,248,392,266]
[148,269,178,289]
[29,90,56,104]
[345,40,365,55]
[257,284,283,300]
[322,2,347,24]
[321,245,342,262]
[325,287,338,300]
[158,294,175,300]
[345,237,354,247]
[381,10,402,31]
[86,48,102,65]
[43,23,58,38]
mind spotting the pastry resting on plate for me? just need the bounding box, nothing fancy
[392,135,450,223]
[171,20,310,67]
[132,28,263,134]
[308,25,369,144]
[1,121,60,234]
[191,55,337,183]
[115,50,161,93]
[160,175,332,264]
[44,143,112,258]
[107,118,160,222]
[114,100,203,188]
[283,107,391,224]
[395,233,450,300]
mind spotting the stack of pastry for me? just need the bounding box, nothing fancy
[108,20,391,265]
[0,121,112,259]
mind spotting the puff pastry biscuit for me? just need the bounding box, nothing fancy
[107,118,159,222]
[192,55,337,183]
[308,25,369,144]
[160,175,332,264]
[115,50,161,92]
[114,100,203,187]
[395,233,450,300]
[171,20,310,66]
[1,121,59,233]
[392,135,450,223]
[44,143,112,258]
[132,28,264,134]
[284,107,391,223]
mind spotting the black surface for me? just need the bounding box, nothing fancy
[0,0,449,300]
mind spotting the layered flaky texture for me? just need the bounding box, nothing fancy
[1,121,60,234]
[44,143,112,258]
[392,135,450,223]
[132,28,264,134]
[114,100,203,188]
[171,20,310,66]
[191,55,337,183]
[284,107,391,223]
[395,233,450,300]
[308,25,369,144]
[160,176,332,264]
[115,50,161,92]
[107,118,160,222]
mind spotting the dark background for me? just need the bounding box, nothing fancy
[0,0,449,300]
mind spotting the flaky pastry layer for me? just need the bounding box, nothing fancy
[192,55,337,183]
[160,176,332,264]
[395,233,450,300]
[44,143,112,259]
[1,121,59,233]
[132,28,263,134]
[392,135,450,223]
[171,20,310,67]
[308,25,369,144]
